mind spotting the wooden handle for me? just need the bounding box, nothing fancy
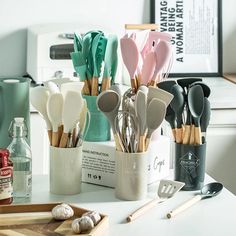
[131,77,138,92]
[114,133,124,152]
[171,128,176,142]
[167,195,202,219]
[189,125,195,145]
[145,137,151,151]
[125,24,159,30]
[82,79,91,95]
[149,79,156,87]
[59,133,69,148]
[194,127,202,145]
[101,77,111,92]
[127,197,162,222]
[52,131,59,147]
[175,127,183,144]
[47,130,52,145]
[91,77,99,96]
[182,125,191,145]
[58,125,63,142]
[138,135,146,152]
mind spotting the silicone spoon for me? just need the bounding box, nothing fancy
[190,81,211,98]
[96,90,123,151]
[167,182,223,218]
[141,51,156,86]
[146,98,166,150]
[47,93,63,147]
[59,91,83,148]
[200,97,211,143]
[30,86,52,144]
[188,85,205,145]
[102,35,118,92]
[60,81,84,98]
[150,40,172,85]
[91,34,107,95]
[170,84,185,144]
[120,37,139,91]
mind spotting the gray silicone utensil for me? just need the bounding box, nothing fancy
[135,90,147,152]
[127,179,185,222]
[170,84,185,143]
[188,85,205,145]
[200,97,211,143]
[167,182,223,219]
[96,90,123,151]
[146,98,166,149]
[189,81,211,98]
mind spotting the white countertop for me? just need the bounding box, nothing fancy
[201,77,236,109]
[28,174,236,236]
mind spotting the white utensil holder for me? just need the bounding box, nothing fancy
[115,151,148,201]
[50,146,82,195]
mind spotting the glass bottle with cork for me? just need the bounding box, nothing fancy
[7,117,32,202]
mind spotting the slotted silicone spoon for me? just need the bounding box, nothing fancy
[127,179,185,222]
[167,182,223,219]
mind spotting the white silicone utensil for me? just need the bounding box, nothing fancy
[59,91,83,148]
[30,86,52,144]
[47,93,63,147]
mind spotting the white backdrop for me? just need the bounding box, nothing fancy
[0,0,235,76]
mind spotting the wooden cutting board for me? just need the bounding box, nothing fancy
[0,203,109,236]
[224,74,236,84]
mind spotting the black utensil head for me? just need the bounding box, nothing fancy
[177,78,202,90]
[201,182,223,197]
[157,80,177,93]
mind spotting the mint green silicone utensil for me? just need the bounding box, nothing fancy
[82,30,103,80]
[73,33,82,52]
[101,34,118,92]
[70,51,90,95]
[91,34,107,95]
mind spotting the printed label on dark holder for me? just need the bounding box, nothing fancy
[179,151,200,176]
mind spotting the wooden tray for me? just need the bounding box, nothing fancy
[0,203,109,236]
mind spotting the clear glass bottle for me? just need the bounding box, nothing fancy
[7,117,32,202]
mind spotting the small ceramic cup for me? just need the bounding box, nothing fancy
[49,146,82,195]
[115,151,148,200]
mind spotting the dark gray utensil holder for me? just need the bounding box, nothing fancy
[174,143,206,191]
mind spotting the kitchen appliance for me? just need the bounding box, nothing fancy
[27,23,114,84]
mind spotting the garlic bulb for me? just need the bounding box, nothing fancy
[72,216,94,234]
[51,203,74,220]
[82,211,101,225]
[71,218,81,234]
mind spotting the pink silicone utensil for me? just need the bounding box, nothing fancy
[120,37,139,91]
[150,40,172,85]
[141,51,156,86]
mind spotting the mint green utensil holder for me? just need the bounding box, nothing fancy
[83,95,111,141]
[0,77,31,148]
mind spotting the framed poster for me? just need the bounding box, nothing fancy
[150,0,222,77]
